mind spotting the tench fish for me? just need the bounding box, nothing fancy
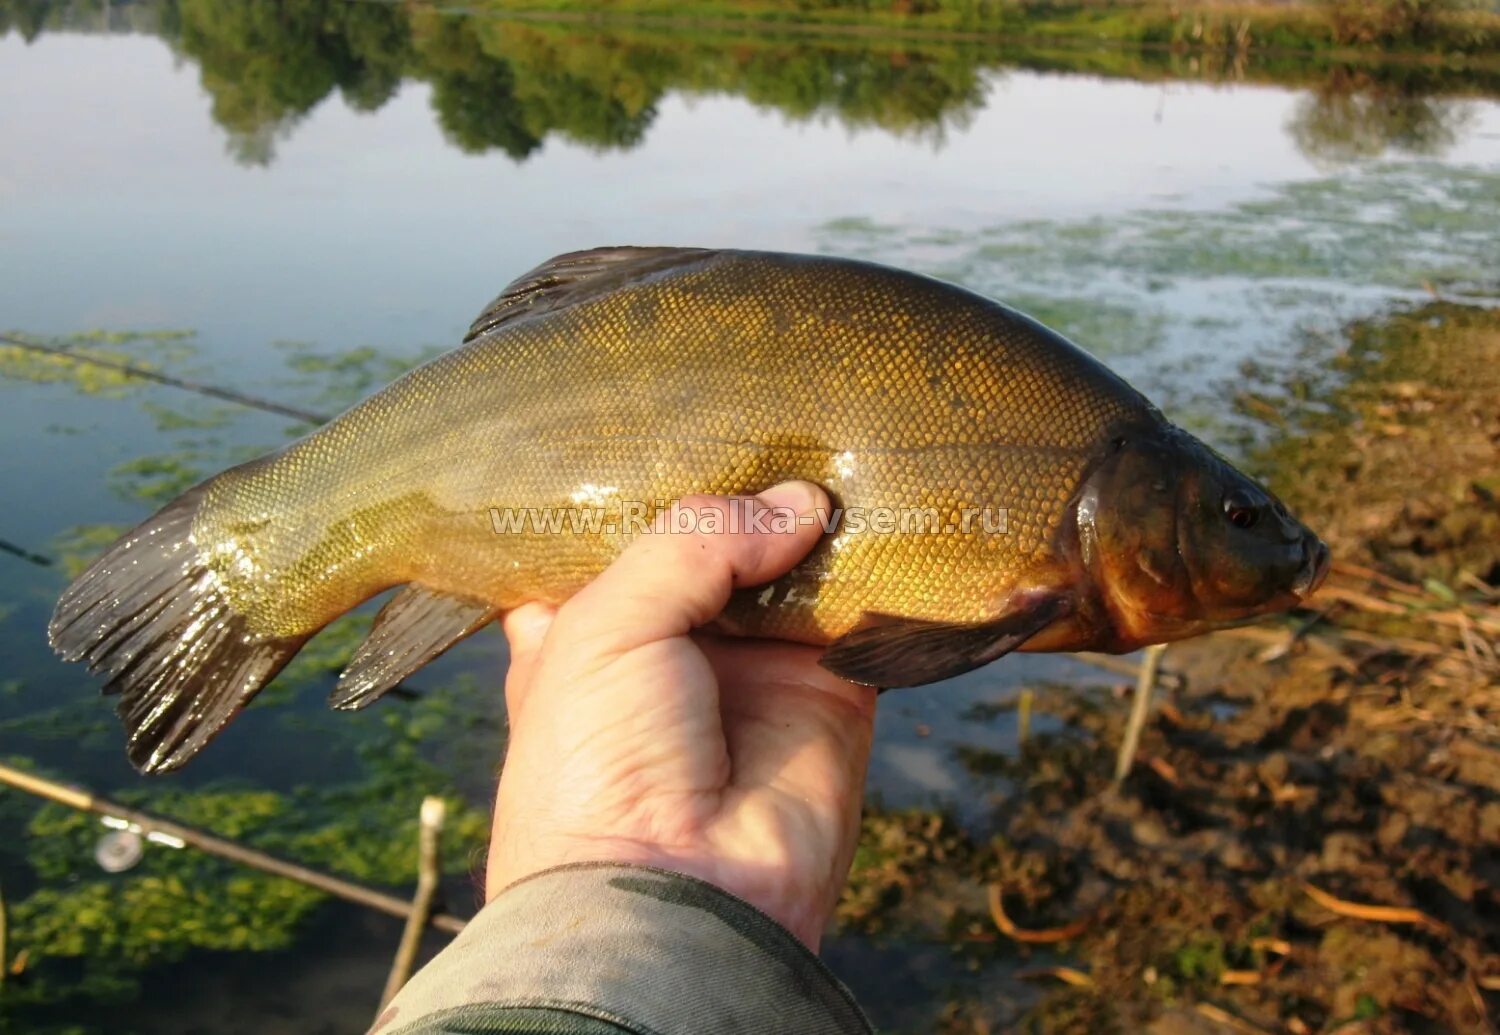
[51,247,1329,773]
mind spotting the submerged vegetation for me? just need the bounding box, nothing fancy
[2,687,493,1027]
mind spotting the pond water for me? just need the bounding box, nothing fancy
[2,3,1499,1032]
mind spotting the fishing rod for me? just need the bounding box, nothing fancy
[0,331,334,569]
[0,537,51,568]
[0,762,466,937]
[0,332,331,425]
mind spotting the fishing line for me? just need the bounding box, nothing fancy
[0,332,332,568]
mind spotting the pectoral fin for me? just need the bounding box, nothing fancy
[819,595,1071,688]
[330,586,498,710]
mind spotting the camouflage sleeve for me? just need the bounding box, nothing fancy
[370,862,873,1035]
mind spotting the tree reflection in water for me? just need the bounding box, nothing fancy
[5,0,1493,166]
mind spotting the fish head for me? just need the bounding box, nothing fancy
[1078,426,1330,648]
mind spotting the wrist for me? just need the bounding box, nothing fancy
[487,833,832,949]
[486,831,665,899]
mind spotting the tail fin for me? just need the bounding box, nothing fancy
[48,485,307,774]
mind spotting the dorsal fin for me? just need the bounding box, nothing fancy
[465,247,714,343]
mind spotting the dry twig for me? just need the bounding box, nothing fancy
[1145,755,1181,786]
[986,884,1090,944]
[1303,882,1444,932]
[379,797,448,1013]
[1114,643,1167,785]
[1219,970,1262,986]
[1249,936,1292,955]
[1194,1002,1273,1035]
[1016,966,1093,988]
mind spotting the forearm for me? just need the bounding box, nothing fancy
[373,863,872,1035]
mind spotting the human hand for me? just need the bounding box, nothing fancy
[487,482,878,949]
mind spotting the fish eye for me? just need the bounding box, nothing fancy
[1222,490,1260,530]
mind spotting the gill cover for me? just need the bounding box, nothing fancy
[1079,426,1329,649]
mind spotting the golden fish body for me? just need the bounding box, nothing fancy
[52,248,1329,772]
[202,249,1144,640]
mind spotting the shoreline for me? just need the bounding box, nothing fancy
[444,0,1500,60]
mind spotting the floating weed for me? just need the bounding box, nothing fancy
[820,215,902,241]
[0,330,198,401]
[104,453,206,508]
[818,159,1500,440]
[256,613,376,709]
[8,798,327,1005]
[50,524,128,580]
[1001,295,1166,359]
[0,699,113,747]
[66,330,196,346]
[275,341,442,412]
[140,401,234,433]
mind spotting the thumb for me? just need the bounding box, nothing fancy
[501,602,556,719]
[548,481,830,660]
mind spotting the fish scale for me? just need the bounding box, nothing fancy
[50,247,1328,773]
[196,250,1143,640]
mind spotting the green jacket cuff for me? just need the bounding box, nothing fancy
[373,862,872,1035]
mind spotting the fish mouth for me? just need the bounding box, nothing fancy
[1291,537,1331,599]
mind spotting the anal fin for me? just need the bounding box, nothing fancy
[819,595,1071,688]
[330,586,498,710]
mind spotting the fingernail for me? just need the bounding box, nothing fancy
[757,480,821,517]
[505,603,555,653]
